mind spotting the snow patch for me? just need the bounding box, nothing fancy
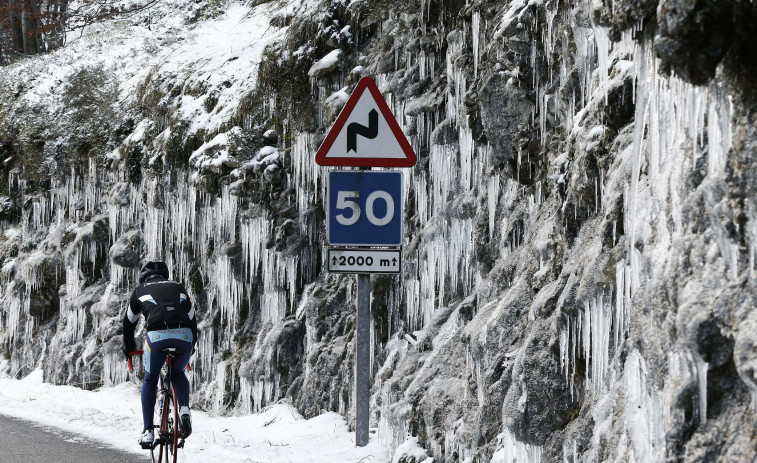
[0,375,389,462]
[308,49,342,77]
[392,437,432,463]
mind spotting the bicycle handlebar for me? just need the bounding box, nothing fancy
[126,349,192,372]
[127,350,144,372]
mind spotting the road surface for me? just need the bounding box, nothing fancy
[0,413,149,462]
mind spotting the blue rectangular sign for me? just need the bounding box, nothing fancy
[328,171,402,246]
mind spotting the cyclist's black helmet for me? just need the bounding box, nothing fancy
[139,261,169,283]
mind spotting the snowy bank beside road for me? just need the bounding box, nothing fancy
[0,369,388,463]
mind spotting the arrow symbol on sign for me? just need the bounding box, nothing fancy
[347,109,378,153]
[332,257,339,265]
[391,257,398,266]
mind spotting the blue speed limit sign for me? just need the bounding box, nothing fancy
[328,171,402,246]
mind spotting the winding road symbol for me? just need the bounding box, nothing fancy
[347,109,379,153]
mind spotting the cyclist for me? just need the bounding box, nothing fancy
[122,261,198,447]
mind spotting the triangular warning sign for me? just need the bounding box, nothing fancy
[315,76,417,168]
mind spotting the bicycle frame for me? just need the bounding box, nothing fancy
[156,351,181,463]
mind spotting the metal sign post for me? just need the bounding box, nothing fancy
[356,273,371,447]
[316,75,416,447]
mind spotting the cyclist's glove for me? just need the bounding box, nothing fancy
[122,346,135,359]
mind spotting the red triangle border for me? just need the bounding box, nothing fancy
[315,76,417,168]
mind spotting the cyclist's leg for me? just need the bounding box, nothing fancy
[142,332,167,432]
[168,339,192,407]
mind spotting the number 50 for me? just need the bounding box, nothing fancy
[335,190,395,226]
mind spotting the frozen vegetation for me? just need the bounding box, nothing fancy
[0,0,756,461]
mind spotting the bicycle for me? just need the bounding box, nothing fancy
[128,348,190,463]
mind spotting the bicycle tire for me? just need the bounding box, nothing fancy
[164,389,173,463]
[157,388,170,463]
[170,385,180,463]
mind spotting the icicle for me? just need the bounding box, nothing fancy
[459,117,474,192]
[706,88,731,177]
[445,37,466,123]
[614,261,627,349]
[291,133,323,215]
[749,205,757,278]
[472,10,481,79]
[488,175,500,241]
[560,288,616,399]
[592,25,611,105]
[627,39,652,294]
[694,356,708,424]
[624,351,667,460]
[215,360,227,413]
[490,427,542,463]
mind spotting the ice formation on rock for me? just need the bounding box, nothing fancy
[1,0,756,461]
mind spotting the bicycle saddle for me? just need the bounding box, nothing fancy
[161,347,183,355]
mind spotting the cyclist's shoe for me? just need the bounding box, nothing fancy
[138,429,154,448]
[180,406,192,438]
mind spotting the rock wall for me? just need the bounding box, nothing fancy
[1,0,756,461]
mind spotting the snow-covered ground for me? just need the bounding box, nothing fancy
[0,366,388,462]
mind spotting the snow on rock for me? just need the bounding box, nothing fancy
[189,128,242,173]
[391,437,432,463]
[109,230,144,268]
[232,146,281,178]
[308,49,342,78]
[133,2,287,135]
[325,87,350,111]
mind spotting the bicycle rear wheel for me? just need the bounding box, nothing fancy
[169,385,180,463]
[156,390,170,463]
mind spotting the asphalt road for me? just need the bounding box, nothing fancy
[0,414,149,463]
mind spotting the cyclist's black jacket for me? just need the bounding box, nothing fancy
[122,276,198,352]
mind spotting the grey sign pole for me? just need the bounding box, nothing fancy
[356,273,371,446]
